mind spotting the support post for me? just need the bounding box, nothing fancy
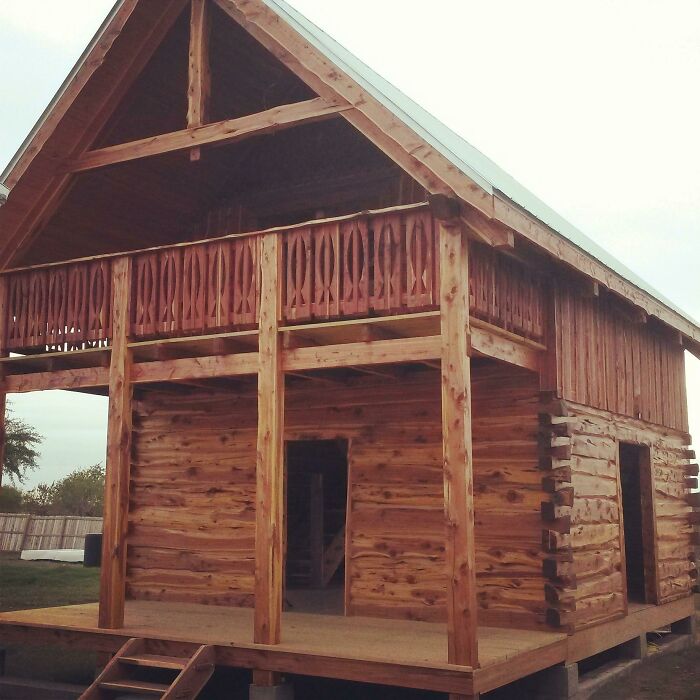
[255,232,284,648]
[540,277,562,392]
[187,0,211,161]
[99,257,133,629]
[0,275,8,489]
[438,218,479,670]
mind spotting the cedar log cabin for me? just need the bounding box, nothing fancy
[0,1,698,699]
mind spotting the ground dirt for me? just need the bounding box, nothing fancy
[587,644,700,700]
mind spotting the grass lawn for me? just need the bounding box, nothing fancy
[0,557,101,684]
[0,558,100,612]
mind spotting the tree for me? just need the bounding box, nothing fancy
[21,483,56,515]
[51,464,105,517]
[0,484,24,513]
[2,408,42,485]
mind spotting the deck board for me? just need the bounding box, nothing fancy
[0,601,567,693]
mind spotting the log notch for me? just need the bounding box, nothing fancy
[187,0,211,162]
[99,257,133,629]
[539,392,576,631]
[438,209,479,671]
[254,232,284,684]
[0,276,7,488]
[689,452,700,592]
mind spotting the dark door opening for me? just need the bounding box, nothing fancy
[619,442,655,604]
[285,439,348,615]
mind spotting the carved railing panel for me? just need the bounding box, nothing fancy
[5,260,112,352]
[131,237,259,340]
[281,209,439,323]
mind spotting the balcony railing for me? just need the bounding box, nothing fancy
[1,204,545,355]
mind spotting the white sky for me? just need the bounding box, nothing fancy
[0,0,698,487]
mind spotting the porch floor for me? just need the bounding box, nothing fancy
[0,600,568,694]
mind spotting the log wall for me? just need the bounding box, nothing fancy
[554,281,688,431]
[541,398,695,632]
[128,363,547,628]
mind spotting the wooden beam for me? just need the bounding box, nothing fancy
[539,279,561,391]
[66,97,350,173]
[283,336,441,371]
[131,352,258,384]
[3,366,110,393]
[98,257,132,629]
[460,205,514,249]
[469,321,542,372]
[0,277,7,488]
[438,221,478,668]
[187,0,211,162]
[255,232,284,646]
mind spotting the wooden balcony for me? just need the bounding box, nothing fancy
[0,203,547,391]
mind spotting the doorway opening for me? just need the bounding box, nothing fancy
[619,442,656,604]
[285,439,348,615]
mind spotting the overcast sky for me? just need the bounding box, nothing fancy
[0,0,698,488]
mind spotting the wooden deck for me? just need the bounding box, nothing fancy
[0,601,567,695]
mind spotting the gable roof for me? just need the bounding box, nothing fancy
[1,0,698,346]
[266,0,696,329]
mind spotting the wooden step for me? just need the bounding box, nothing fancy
[120,653,188,670]
[100,678,170,695]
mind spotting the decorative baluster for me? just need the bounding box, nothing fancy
[217,242,230,329]
[87,260,111,344]
[371,215,401,313]
[341,219,369,316]
[311,223,340,320]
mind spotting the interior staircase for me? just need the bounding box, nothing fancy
[80,638,215,699]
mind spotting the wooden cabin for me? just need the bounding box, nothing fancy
[0,1,697,698]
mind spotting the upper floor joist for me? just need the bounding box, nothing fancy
[0,0,698,352]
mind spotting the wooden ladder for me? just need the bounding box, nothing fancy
[80,638,215,699]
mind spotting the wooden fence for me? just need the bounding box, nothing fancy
[0,513,102,552]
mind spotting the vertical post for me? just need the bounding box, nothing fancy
[0,275,8,489]
[540,277,562,393]
[99,256,133,629]
[187,0,211,162]
[255,232,284,647]
[439,217,479,670]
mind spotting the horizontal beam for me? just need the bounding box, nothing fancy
[66,97,350,172]
[3,366,110,393]
[2,322,542,393]
[470,322,543,371]
[130,352,259,383]
[283,336,442,371]
[2,354,260,392]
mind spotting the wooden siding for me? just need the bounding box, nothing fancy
[541,399,694,632]
[128,363,546,628]
[554,281,688,431]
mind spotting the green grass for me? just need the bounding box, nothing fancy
[0,558,101,684]
[0,558,100,612]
